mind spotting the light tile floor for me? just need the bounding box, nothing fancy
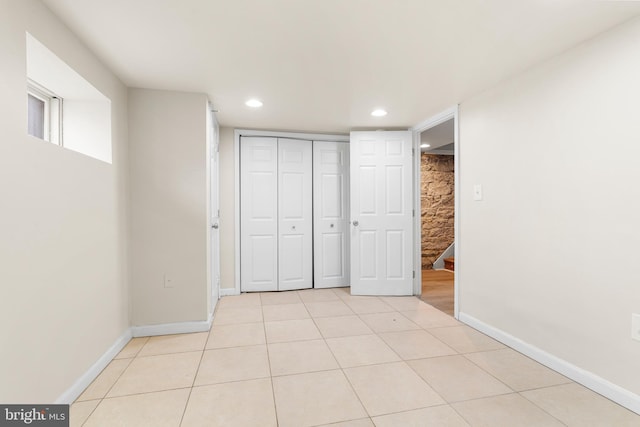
[73,288,640,426]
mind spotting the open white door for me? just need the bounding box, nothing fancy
[210,110,220,303]
[350,131,414,296]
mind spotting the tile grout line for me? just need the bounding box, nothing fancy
[261,300,281,427]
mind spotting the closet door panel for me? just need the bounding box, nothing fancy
[313,141,350,288]
[240,137,278,292]
[278,139,313,290]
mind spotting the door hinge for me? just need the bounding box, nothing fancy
[413,270,415,279]
[412,209,415,217]
[412,148,415,157]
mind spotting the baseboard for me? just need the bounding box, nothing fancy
[131,311,214,337]
[459,312,640,415]
[220,287,240,297]
[55,328,132,404]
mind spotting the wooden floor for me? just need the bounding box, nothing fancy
[420,269,454,316]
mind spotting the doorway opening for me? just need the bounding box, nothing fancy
[412,107,459,318]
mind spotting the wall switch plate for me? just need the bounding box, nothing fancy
[473,184,483,201]
[632,314,640,341]
[164,274,174,288]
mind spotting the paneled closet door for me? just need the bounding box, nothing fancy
[313,141,350,288]
[240,137,278,292]
[278,139,313,291]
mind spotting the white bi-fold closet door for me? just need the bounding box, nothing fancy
[240,137,313,292]
[313,141,350,288]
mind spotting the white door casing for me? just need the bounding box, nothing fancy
[313,141,350,288]
[278,139,313,290]
[240,137,279,292]
[350,131,414,296]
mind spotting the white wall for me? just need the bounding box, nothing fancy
[0,0,129,402]
[219,126,236,290]
[459,16,640,399]
[128,88,210,325]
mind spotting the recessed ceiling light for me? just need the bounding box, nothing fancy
[420,143,431,148]
[371,109,387,117]
[245,99,263,108]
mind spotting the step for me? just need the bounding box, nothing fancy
[444,257,455,271]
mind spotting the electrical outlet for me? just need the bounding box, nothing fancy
[164,274,174,288]
[632,314,640,341]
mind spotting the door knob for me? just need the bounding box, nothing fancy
[212,223,219,229]
[352,220,359,227]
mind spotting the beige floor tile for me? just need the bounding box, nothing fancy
[70,399,100,427]
[379,296,433,312]
[326,334,400,368]
[408,355,512,402]
[452,393,564,427]
[213,306,263,325]
[378,330,457,360]
[314,315,374,338]
[268,339,339,376]
[344,362,445,417]
[114,337,148,359]
[521,383,640,426]
[182,378,277,427]
[206,322,265,349]
[77,359,132,401]
[272,370,367,427]
[298,288,341,302]
[316,419,374,427]
[84,388,190,427]
[333,287,352,296]
[342,296,396,314]
[260,291,302,305]
[138,332,208,357]
[195,345,270,385]
[428,325,505,353]
[465,349,571,391]
[305,300,354,318]
[359,312,421,333]
[264,318,322,343]
[262,303,310,321]
[372,405,470,427]
[107,352,201,397]
[400,309,461,329]
[217,292,262,309]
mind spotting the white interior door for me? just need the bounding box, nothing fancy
[278,139,313,290]
[240,137,278,292]
[350,131,414,295]
[210,110,220,303]
[313,141,350,288]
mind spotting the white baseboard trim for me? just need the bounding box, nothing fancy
[131,312,214,337]
[459,312,640,415]
[220,287,240,297]
[56,328,132,404]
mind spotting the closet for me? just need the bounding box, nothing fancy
[240,136,349,292]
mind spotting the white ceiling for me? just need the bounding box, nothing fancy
[41,0,640,133]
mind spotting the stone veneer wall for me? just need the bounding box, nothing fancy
[421,153,455,269]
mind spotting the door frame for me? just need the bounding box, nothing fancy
[233,129,349,295]
[411,105,460,318]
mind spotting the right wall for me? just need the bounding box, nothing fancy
[459,16,640,404]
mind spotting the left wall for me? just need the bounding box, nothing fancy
[0,0,129,402]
